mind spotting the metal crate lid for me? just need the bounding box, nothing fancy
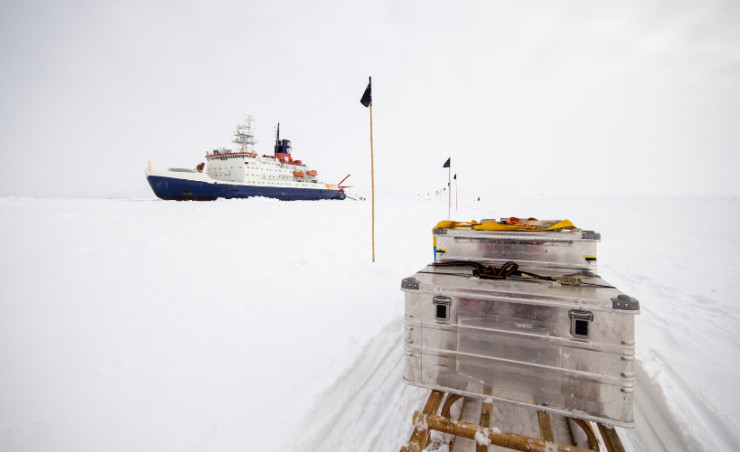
[434,227,601,242]
[401,264,639,314]
[433,218,601,241]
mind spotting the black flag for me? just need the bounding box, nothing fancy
[360,77,372,107]
[454,173,457,179]
[443,158,450,168]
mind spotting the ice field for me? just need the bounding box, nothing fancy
[1,195,739,451]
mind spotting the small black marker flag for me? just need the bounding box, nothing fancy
[443,157,450,168]
[454,173,457,179]
[360,77,372,107]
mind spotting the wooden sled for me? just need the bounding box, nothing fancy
[400,390,625,452]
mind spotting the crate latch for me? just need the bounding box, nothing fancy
[401,277,420,290]
[611,294,640,311]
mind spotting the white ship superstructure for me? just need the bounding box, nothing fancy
[145,116,347,201]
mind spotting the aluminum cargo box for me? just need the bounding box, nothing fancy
[401,264,639,427]
[433,226,600,271]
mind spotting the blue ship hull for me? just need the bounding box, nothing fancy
[147,174,346,201]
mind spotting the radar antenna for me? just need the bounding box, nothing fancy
[233,115,258,153]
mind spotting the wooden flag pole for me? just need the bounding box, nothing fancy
[370,104,375,262]
[455,176,458,211]
[360,76,375,262]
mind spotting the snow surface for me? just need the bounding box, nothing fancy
[1,196,738,451]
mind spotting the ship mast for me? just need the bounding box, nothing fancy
[233,115,257,153]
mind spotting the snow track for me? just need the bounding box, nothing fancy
[284,319,427,452]
[631,354,738,451]
[631,360,700,451]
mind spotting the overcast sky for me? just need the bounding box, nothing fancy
[1,0,738,199]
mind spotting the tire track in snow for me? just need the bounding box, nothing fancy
[284,318,427,452]
[606,267,739,450]
[641,352,735,451]
[630,360,699,451]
